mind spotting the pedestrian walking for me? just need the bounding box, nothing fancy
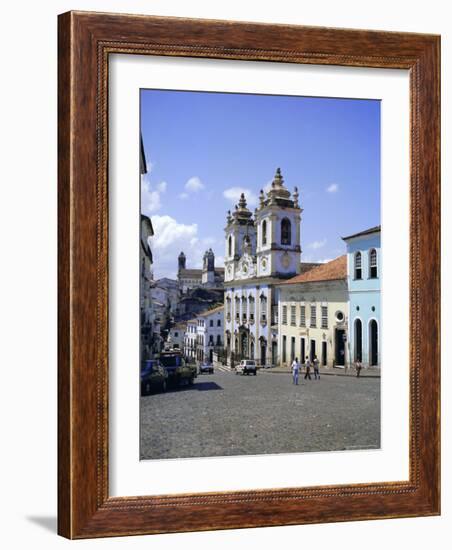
[304,356,312,380]
[355,360,362,378]
[291,357,300,385]
[313,355,320,379]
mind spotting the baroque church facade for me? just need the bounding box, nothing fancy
[224,168,302,366]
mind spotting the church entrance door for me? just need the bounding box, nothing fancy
[240,331,248,359]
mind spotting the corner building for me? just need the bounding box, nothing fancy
[224,168,302,366]
[343,226,381,368]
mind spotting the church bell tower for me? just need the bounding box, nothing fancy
[255,168,302,278]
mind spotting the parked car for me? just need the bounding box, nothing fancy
[199,362,214,374]
[159,349,197,387]
[235,360,257,375]
[140,360,168,395]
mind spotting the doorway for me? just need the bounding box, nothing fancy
[369,320,378,365]
[260,339,266,366]
[321,341,327,366]
[300,338,306,364]
[272,341,277,365]
[335,328,346,366]
[310,339,316,362]
[240,331,248,358]
[354,319,362,362]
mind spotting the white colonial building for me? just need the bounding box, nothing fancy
[224,168,302,366]
[195,305,224,363]
[276,256,348,368]
[183,306,224,363]
[184,318,198,361]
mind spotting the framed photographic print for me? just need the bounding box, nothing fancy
[58,11,440,538]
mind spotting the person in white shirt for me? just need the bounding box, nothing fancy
[291,357,300,385]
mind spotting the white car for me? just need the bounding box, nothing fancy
[235,360,257,375]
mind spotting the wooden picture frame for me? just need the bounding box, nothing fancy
[58,11,440,539]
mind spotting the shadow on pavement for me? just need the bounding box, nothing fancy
[176,381,223,392]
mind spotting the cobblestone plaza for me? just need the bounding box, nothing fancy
[140,370,380,460]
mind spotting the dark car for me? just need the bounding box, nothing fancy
[159,350,197,387]
[199,362,214,374]
[140,360,168,395]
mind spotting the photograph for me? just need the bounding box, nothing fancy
[139,89,381,460]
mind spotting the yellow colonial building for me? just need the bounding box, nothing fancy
[276,256,349,368]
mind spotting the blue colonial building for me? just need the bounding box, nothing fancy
[343,226,381,368]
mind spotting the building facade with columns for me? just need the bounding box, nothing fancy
[224,168,302,366]
[276,256,349,368]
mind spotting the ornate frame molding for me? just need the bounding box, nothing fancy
[58,11,440,538]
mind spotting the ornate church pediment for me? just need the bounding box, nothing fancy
[235,253,257,280]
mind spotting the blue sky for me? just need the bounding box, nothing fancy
[140,89,380,280]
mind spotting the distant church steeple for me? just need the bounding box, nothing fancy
[202,248,215,285]
[178,251,186,272]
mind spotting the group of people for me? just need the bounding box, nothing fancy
[291,356,320,385]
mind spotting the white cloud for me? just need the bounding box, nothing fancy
[141,174,167,214]
[308,238,327,250]
[152,215,198,249]
[326,183,339,193]
[156,181,167,193]
[223,187,258,207]
[150,215,222,279]
[178,192,189,200]
[185,176,205,192]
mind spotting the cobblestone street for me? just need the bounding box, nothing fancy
[140,369,380,460]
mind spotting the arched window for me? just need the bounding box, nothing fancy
[369,248,378,278]
[228,235,232,257]
[354,252,362,280]
[281,218,291,245]
[262,220,267,245]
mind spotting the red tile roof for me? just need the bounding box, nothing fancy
[282,255,347,285]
